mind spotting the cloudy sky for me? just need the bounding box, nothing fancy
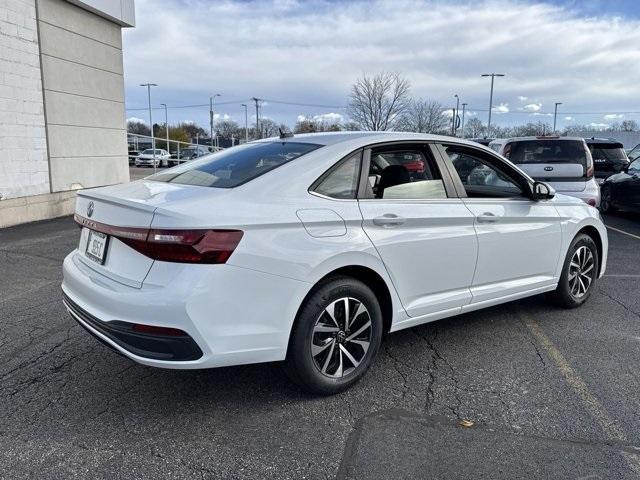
[123,0,640,131]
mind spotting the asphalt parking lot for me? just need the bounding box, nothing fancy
[1,210,639,479]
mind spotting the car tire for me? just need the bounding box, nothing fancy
[285,276,383,395]
[600,185,616,213]
[547,233,599,309]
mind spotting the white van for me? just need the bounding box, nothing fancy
[492,136,600,207]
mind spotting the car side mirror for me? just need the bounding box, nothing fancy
[532,181,555,200]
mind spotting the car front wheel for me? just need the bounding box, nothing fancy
[285,276,383,395]
[600,185,615,213]
[548,233,599,308]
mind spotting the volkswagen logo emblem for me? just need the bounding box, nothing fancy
[87,201,94,218]
[544,166,554,172]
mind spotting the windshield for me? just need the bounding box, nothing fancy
[628,144,640,161]
[148,141,322,188]
[505,140,587,167]
[589,144,627,161]
[142,149,162,155]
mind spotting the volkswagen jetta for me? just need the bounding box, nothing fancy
[62,132,607,394]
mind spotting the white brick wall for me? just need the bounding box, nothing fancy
[0,0,49,200]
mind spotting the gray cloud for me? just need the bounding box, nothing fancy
[123,0,640,128]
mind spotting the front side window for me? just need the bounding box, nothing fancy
[312,152,361,199]
[628,144,640,161]
[149,142,321,188]
[445,146,524,198]
[365,146,447,200]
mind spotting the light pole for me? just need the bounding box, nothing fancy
[553,102,563,133]
[461,103,467,138]
[252,97,261,139]
[241,103,248,142]
[160,103,169,162]
[210,93,221,150]
[453,94,460,136]
[140,83,157,172]
[481,73,505,136]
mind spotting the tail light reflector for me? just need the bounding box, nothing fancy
[74,214,243,264]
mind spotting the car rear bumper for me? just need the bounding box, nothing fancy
[62,251,310,369]
[549,180,601,207]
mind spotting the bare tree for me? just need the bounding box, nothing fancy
[255,118,288,138]
[620,120,638,132]
[398,99,448,134]
[216,119,242,140]
[347,72,411,131]
[127,119,150,136]
[465,117,487,138]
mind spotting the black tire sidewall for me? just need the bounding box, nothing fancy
[556,234,599,308]
[600,185,613,213]
[286,276,383,395]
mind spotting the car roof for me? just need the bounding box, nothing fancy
[584,137,624,147]
[504,136,584,142]
[254,131,487,149]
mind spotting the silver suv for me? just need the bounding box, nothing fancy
[492,136,599,207]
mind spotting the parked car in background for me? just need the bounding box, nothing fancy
[585,138,629,184]
[493,136,600,207]
[628,143,640,162]
[128,150,140,165]
[470,138,494,146]
[600,157,640,214]
[169,145,210,166]
[63,132,607,394]
[488,139,506,153]
[135,149,171,168]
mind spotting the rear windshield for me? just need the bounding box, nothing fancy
[148,142,321,188]
[505,140,587,167]
[589,144,627,161]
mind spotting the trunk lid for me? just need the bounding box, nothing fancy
[75,181,232,288]
[517,164,586,192]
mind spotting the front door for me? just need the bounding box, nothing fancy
[440,144,562,307]
[358,143,477,318]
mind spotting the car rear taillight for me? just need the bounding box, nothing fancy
[128,229,244,264]
[74,214,243,264]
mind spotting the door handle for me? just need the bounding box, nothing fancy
[476,212,499,223]
[373,214,405,227]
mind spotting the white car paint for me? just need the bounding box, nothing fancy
[135,149,171,167]
[62,132,608,370]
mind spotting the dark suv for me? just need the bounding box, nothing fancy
[585,138,629,183]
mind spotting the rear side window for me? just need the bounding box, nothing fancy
[312,152,361,199]
[589,144,627,161]
[505,140,587,167]
[149,142,321,188]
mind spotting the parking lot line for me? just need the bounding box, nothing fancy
[521,312,640,475]
[606,225,640,241]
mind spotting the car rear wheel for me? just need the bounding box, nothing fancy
[600,185,615,213]
[285,276,383,395]
[548,233,599,309]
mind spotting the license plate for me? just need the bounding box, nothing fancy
[85,230,109,264]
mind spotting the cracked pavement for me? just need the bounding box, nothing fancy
[1,213,640,479]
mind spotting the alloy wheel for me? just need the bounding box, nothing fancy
[568,246,595,298]
[311,297,372,378]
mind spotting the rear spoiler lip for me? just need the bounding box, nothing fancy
[77,190,158,215]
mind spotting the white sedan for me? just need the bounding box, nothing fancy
[134,149,171,168]
[63,132,607,394]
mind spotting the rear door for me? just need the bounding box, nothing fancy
[438,143,562,308]
[357,143,478,318]
[619,159,640,208]
[504,139,591,192]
